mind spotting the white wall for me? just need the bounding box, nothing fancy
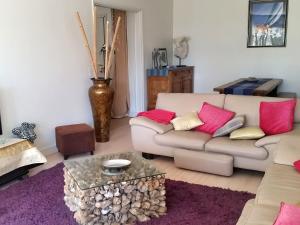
[0,0,173,152]
[0,0,93,152]
[173,0,300,96]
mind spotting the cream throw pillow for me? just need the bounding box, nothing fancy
[230,127,265,140]
[171,112,204,131]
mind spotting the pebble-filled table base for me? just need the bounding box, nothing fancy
[64,152,166,225]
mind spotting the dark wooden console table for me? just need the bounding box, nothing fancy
[214,78,283,97]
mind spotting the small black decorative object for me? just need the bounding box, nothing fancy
[12,122,37,143]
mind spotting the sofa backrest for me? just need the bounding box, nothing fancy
[224,95,300,126]
[156,93,300,126]
[156,93,225,116]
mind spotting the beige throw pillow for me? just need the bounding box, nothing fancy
[171,112,204,131]
[230,127,265,140]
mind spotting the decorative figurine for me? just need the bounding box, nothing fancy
[12,122,37,143]
[174,37,190,67]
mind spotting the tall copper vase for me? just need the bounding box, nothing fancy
[89,78,114,142]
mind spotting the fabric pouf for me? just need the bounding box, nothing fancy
[55,124,95,160]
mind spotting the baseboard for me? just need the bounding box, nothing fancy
[128,111,138,118]
[39,144,57,156]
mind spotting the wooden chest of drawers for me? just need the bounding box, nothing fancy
[147,66,194,109]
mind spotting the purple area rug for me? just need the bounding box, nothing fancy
[0,164,254,225]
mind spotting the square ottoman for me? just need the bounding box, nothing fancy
[55,124,95,160]
[174,149,233,176]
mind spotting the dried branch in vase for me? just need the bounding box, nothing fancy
[75,11,98,79]
[105,16,121,80]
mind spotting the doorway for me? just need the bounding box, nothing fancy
[94,5,145,117]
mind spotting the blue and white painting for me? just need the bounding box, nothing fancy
[248,0,288,47]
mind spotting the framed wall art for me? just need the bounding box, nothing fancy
[247,0,288,48]
[152,48,168,69]
[158,48,168,67]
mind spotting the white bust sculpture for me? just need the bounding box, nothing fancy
[174,37,190,66]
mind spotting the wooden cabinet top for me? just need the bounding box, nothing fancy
[147,66,194,77]
[168,66,194,71]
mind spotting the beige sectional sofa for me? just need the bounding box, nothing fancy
[237,134,300,224]
[130,93,300,176]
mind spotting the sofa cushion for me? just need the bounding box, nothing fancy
[205,137,268,160]
[274,135,300,166]
[195,102,235,134]
[154,130,211,151]
[236,199,279,225]
[294,160,300,173]
[274,203,300,225]
[174,149,233,176]
[260,99,296,135]
[230,127,265,140]
[137,109,175,125]
[256,164,300,206]
[213,115,245,137]
[236,199,255,225]
[171,112,203,131]
[224,95,300,127]
[156,93,226,117]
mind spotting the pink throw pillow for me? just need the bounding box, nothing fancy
[260,100,296,135]
[273,202,300,225]
[138,109,176,125]
[195,102,235,134]
[294,160,300,173]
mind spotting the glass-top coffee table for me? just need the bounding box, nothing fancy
[64,152,166,225]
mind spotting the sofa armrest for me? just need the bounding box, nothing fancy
[255,125,300,148]
[274,135,300,166]
[255,135,282,148]
[129,117,173,134]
